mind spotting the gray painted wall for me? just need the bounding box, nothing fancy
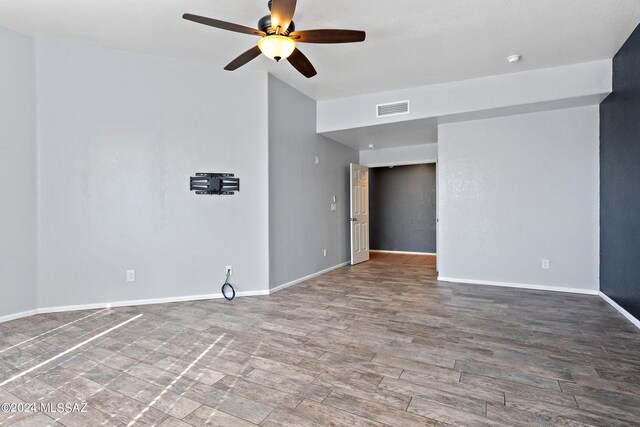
[369,164,437,253]
[438,106,599,291]
[35,39,270,308]
[268,76,358,289]
[0,27,37,318]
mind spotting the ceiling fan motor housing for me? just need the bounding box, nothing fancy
[258,14,295,35]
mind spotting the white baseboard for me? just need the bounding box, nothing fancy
[0,290,270,323]
[370,250,436,256]
[599,292,640,330]
[269,261,350,294]
[38,289,270,314]
[0,309,39,324]
[437,276,599,295]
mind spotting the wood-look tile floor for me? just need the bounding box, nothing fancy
[1,258,640,426]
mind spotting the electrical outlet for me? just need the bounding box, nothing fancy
[315,156,319,165]
[323,249,327,257]
[226,265,232,275]
[126,270,136,282]
[541,259,550,269]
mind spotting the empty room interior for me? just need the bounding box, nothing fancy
[2,1,640,426]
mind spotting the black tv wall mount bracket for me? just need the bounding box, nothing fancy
[190,173,240,195]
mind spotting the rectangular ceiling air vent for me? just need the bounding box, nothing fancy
[376,100,410,118]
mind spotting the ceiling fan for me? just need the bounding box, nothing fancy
[183,0,366,78]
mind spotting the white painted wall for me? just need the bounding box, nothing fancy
[438,106,599,292]
[318,60,611,133]
[0,27,37,319]
[360,143,438,167]
[35,40,269,309]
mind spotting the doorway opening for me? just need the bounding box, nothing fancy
[368,163,437,268]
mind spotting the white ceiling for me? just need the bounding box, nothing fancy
[1,0,639,100]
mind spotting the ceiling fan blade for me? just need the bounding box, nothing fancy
[288,48,317,78]
[183,14,265,36]
[290,29,366,44]
[224,46,262,71]
[270,0,297,33]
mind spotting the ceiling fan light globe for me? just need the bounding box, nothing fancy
[258,35,296,61]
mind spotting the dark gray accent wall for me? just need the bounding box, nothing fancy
[268,76,358,289]
[600,24,640,319]
[369,164,437,253]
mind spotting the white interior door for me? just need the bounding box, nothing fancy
[350,163,370,265]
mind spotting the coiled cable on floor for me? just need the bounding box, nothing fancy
[221,271,236,301]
